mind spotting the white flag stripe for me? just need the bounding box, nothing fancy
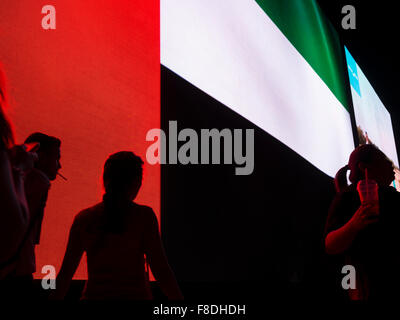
[161,0,354,177]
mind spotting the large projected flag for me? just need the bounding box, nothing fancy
[161,0,355,177]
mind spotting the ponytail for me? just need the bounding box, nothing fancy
[334,164,349,193]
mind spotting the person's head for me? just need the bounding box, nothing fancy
[335,144,395,192]
[103,151,144,202]
[25,132,61,180]
[0,66,14,149]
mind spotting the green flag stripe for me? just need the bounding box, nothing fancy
[256,0,350,111]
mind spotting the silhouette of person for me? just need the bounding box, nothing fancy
[324,144,399,300]
[9,133,61,290]
[51,151,183,300]
[0,66,37,297]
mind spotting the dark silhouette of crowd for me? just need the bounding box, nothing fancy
[0,66,182,300]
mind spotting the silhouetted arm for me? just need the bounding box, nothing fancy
[325,203,379,255]
[144,209,183,300]
[0,149,29,262]
[50,216,85,299]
